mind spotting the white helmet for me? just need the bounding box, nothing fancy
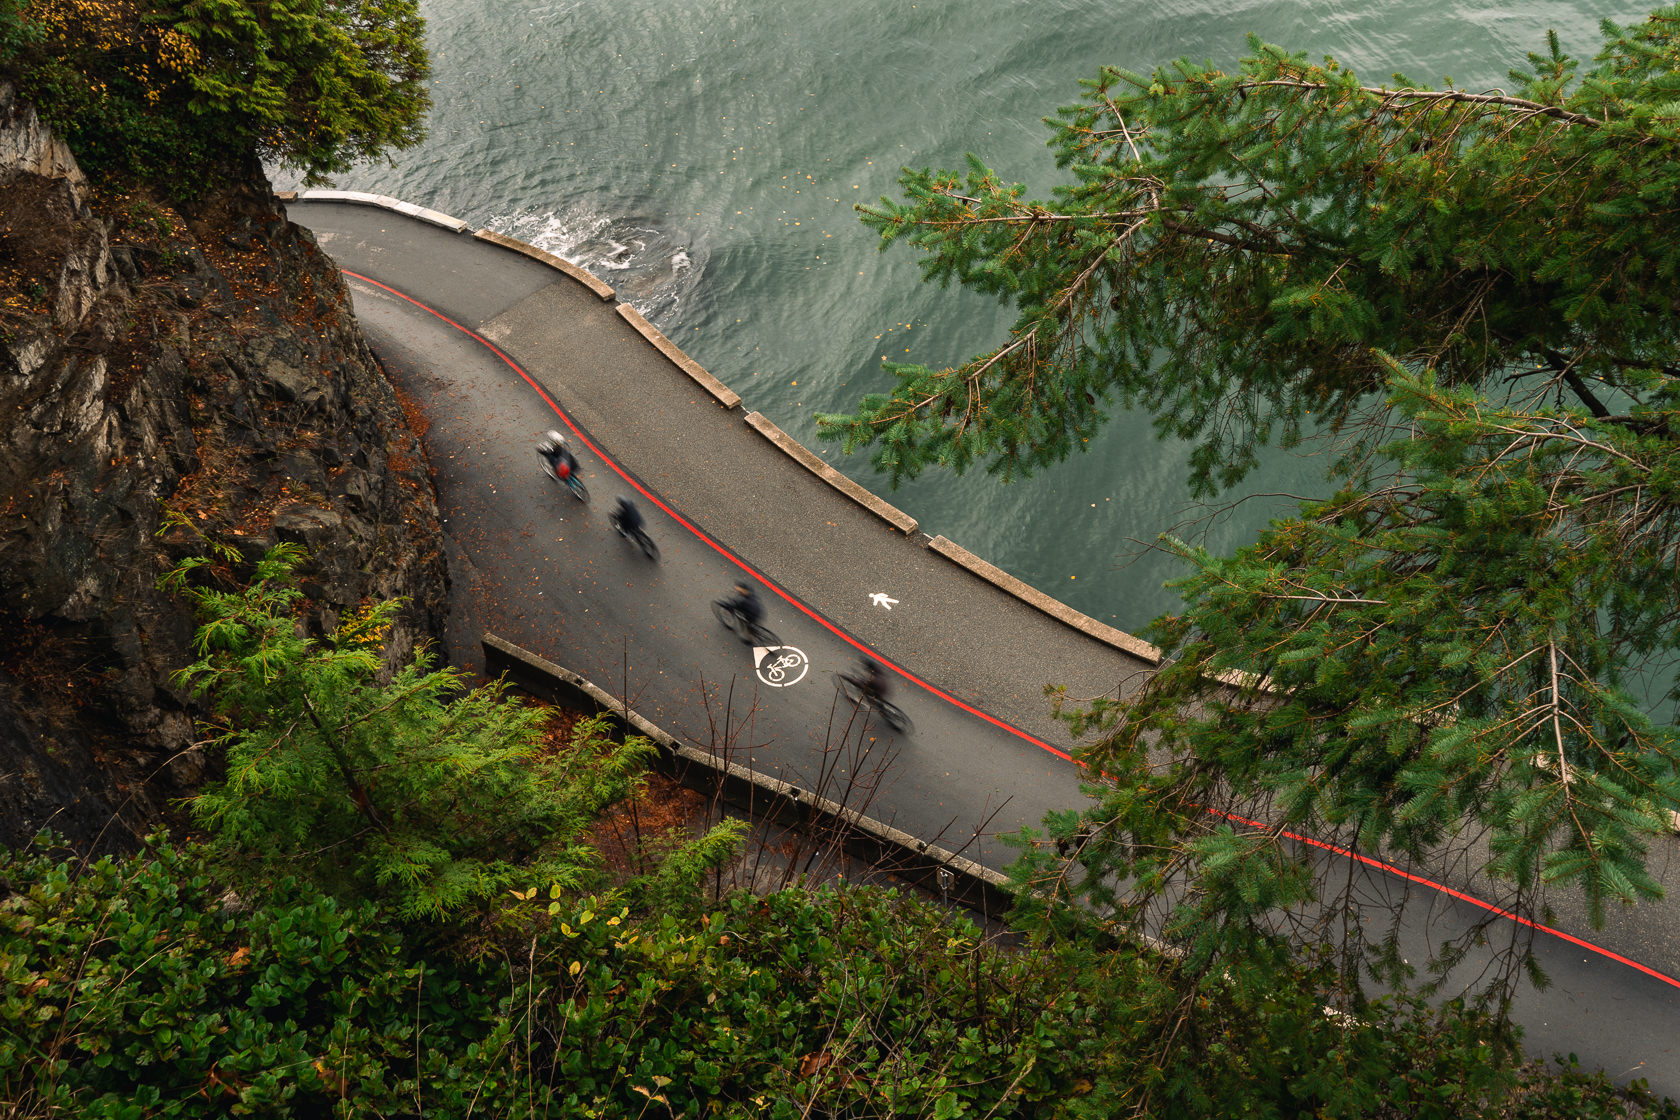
[545,429,567,447]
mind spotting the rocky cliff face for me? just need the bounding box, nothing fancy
[0,85,448,851]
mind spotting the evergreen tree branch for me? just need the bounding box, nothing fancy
[300,690,391,837]
[1233,79,1603,129]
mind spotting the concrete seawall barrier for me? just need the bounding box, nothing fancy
[928,535,1162,664]
[276,188,471,233]
[743,411,918,536]
[614,303,743,410]
[474,229,617,302]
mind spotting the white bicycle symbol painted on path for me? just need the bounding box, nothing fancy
[754,645,809,688]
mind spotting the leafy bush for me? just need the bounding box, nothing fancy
[0,839,1097,1119]
[0,838,512,1117]
[520,885,1101,1118]
[3,837,1671,1118]
[0,0,430,190]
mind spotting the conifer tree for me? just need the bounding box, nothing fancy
[823,8,1680,1013]
[166,545,739,919]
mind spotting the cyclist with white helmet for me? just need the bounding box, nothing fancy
[536,429,578,480]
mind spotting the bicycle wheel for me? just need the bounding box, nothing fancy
[565,474,589,503]
[837,674,909,734]
[837,673,866,706]
[875,699,913,736]
[746,621,780,647]
[634,529,660,562]
[711,599,742,637]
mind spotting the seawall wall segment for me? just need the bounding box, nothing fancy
[614,303,743,411]
[277,189,470,234]
[482,633,1014,917]
[743,411,917,536]
[928,536,1163,665]
[474,229,616,301]
[286,190,1160,665]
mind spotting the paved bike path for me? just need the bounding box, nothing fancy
[290,199,1122,854]
[287,197,1680,1092]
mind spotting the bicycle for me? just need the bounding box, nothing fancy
[711,598,779,647]
[538,452,589,503]
[836,670,913,735]
[610,508,659,561]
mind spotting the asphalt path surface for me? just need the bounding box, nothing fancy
[289,199,1680,1094]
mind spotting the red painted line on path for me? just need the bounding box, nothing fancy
[341,269,1073,762]
[1216,807,1680,990]
[343,267,1680,992]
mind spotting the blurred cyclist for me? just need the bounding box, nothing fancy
[727,580,763,628]
[857,656,891,704]
[612,496,644,536]
[536,430,577,479]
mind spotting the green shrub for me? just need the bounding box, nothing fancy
[3,837,1671,1118]
[520,885,1103,1118]
[0,838,510,1117]
[0,0,430,191]
[166,544,741,921]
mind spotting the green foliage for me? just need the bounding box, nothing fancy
[5,837,1668,1119]
[519,885,1086,1117]
[830,0,1680,1048]
[0,0,430,189]
[0,837,513,1117]
[165,545,737,920]
[822,8,1680,496]
[1032,354,1680,1005]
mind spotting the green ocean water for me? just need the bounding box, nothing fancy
[288,0,1644,632]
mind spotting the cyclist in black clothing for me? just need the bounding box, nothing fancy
[858,657,890,704]
[837,654,909,733]
[729,581,762,628]
[612,496,644,535]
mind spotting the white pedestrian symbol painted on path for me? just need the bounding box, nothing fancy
[754,645,809,688]
[870,592,898,610]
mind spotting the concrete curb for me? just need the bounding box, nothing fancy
[743,412,917,536]
[927,535,1163,665]
[482,632,1014,918]
[473,229,616,302]
[615,303,743,411]
[278,189,470,234]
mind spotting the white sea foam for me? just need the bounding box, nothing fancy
[485,203,704,326]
